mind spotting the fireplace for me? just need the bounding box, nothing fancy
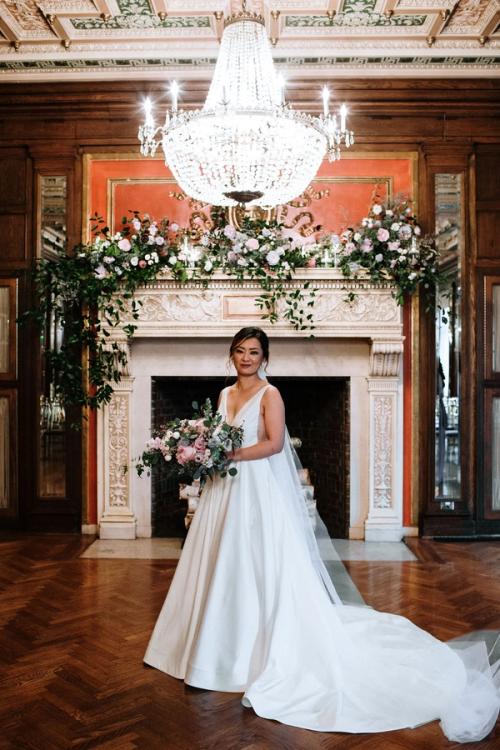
[96,270,405,541]
[150,376,350,538]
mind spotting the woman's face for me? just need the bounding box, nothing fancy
[231,337,265,377]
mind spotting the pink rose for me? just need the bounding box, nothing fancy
[246,238,259,251]
[344,242,356,254]
[194,418,205,434]
[306,257,316,268]
[193,435,206,452]
[118,238,131,252]
[139,260,147,268]
[176,444,197,465]
[377,228,390,242]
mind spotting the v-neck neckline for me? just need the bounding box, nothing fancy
[225,384,269,425]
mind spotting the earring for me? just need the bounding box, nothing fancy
[257,363,267,380]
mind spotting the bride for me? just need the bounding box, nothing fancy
[144,326,499,742]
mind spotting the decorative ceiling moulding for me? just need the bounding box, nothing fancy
[0,0,498,80]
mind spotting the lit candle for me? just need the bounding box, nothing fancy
[144,97,154,127]
[340,103,347,133]
[276,73,285,106]
[170,80,179,113]
[322,86,330,118]
[331,234,340,267]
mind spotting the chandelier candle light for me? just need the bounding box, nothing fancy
[138,3,354,209]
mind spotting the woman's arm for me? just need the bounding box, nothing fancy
[230,387,285,462]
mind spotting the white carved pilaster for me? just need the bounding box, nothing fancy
[365,378,403,542]
[98,339,137,538]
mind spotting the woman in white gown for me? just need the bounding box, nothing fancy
[144,327,500,742]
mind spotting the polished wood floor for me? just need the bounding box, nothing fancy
[0,534,499,750]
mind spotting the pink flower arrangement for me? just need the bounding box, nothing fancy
[135,398,243,484]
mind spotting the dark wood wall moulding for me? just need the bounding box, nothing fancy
[0,388,18,521]
[0,277,17,383]
[0,80,499,146]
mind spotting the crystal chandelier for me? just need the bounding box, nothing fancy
[138,5,354,208]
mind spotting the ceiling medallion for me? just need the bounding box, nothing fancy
[138,3,354,208]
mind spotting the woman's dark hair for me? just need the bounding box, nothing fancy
[229,327,269,363]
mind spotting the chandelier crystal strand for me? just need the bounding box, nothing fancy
[138,11,354,208]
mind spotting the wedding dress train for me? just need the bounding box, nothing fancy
[144,385,500,742]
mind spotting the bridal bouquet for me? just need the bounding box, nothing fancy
[135,398,243,484]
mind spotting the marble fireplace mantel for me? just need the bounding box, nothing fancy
[96,270,406,542]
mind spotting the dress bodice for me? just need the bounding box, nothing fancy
[221,384,270,448]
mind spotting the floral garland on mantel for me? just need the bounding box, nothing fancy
[23,202,440,410]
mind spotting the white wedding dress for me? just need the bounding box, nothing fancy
[144,385,500,742]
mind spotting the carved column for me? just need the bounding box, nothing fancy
[364,340,404,542]
[98,338,137,539]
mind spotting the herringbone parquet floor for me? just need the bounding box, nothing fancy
[0,533,499,750]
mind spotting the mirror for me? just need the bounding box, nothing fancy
[0,287,9,373]
[40,175,67,259]
[38,175,68,497]
[0,397,9,509]
[434,173,463,504]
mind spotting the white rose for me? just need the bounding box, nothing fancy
[372,204,383,215]
[353,232,361,242]
[375,253,383,263]
[391,223,400,231]
[204,259,213,272]
[130,256,139,267]
[172,431,180,439]
[168,255,177,265]
[266,250,280,266]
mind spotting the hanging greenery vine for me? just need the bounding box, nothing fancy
[21,202,440,411]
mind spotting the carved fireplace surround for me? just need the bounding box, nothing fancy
[96,269,405,542]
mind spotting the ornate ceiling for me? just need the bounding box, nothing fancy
[0,0,498,80]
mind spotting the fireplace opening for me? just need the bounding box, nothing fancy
[151,376,350,539]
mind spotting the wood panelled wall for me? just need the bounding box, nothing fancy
[0,79,499,535]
